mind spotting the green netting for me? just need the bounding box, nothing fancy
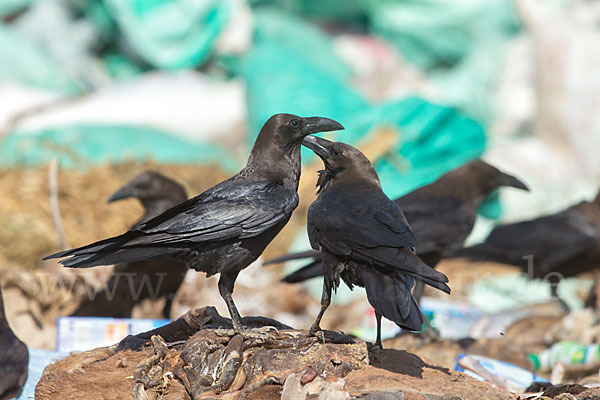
[0,125,237,171]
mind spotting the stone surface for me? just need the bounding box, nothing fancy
[35,307,518,400]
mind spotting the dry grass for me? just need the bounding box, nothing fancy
[0,162,231,269]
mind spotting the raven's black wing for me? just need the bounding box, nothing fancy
[396,193,475,255]
[308,185,449,292]
[456,206,598,271]
[46,180,299,268]
[275,193,472,283]
[308,186,416,254]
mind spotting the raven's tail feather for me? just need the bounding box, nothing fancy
[43,231,140,260]
[278,248,452,293]
[59,247,182,269]
[360,270,423,331]
[402,252,449,283]
[44,228,183,269]
[404,271,451,294]
[281,261,324,283]
[263,250,322,266]
[351,247,450,293]
[379,251,451,294]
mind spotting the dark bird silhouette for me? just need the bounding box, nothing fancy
[301,135,451,347]
[268,160,528,305]
[45,114,344,332]
[0,285,28,400]
[71,171,189,319]
[451,189,600,310]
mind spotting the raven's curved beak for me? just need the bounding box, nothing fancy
[107,185,135,203]
[499,172,529,191]
[302,135,333,159]
[302,117,344,136]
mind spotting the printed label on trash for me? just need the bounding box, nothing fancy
[57,316,170,352]
[455,354,547,392]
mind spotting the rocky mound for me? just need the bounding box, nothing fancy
[35,307,516,400]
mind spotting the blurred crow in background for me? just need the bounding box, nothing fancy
[46,114,344,332]
[0,284,28,400]
[71,171,189,319]
[268,160,528,304]
[451,189,600,311]
[301,135,450,348]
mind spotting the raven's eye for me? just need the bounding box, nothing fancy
[290,119,300,128]
[332,149,341,158]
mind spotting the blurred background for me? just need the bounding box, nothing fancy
[2,0,600,395]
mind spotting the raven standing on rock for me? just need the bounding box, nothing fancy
[71,171,189,319]
[270,160,528,306]
[301,136,450,347]
[46,114,344,333]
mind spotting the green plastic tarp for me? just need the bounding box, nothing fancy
[103,0,230,70]
[251,1,521,121]
[0,125,237,171]
[0,0,34,18]
[369,0,520,121]
[244,8,487,200]
[0,24,81,92]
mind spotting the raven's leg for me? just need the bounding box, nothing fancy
[551,284,570,314]
[309,281,332,335]
[218,272,244,332]
[374,311,383,349]
[162,294,174,319]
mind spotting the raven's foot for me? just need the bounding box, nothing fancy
[241,326,279,340]
[372,340,383,350]
[308,325,326,343]
[215,326,277,341]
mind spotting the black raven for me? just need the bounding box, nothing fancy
[301,135,450,347]
[0,284,28,400]
[72,171,189,319]
[269,159,528,306]
[452,189,600,310]
[46,114,344,332]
